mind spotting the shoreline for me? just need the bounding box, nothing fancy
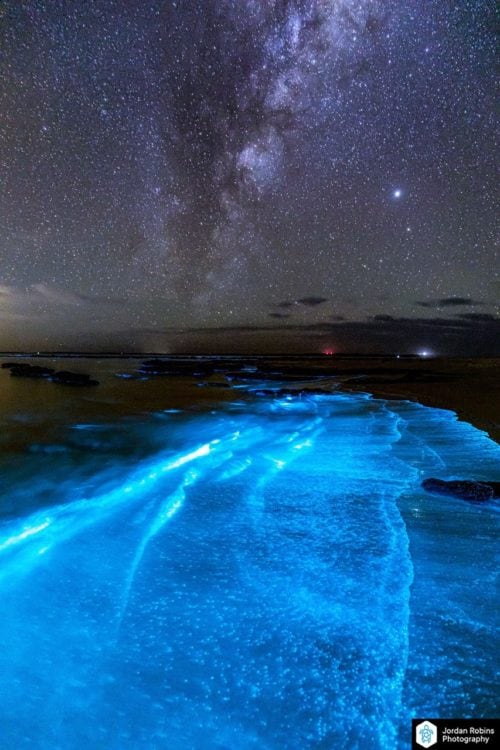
[347,384,499,445]
[337,360,499,445]
[1,354,498,444]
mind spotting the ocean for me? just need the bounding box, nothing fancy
[0,357,498,749]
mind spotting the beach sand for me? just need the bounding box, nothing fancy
[333,357,500,444]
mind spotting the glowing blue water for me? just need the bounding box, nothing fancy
[0,391,498,749]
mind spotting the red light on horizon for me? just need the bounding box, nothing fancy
[322,348,335,356]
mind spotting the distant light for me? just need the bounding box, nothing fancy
[322,348,335,356]
[417,349,432,358]
[393,189,402,199]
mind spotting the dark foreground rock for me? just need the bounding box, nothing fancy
[2,362,98,385]
[50,370,99,386]
[422,477,497,502]
[9,364,55,378]
[486,481,500,497]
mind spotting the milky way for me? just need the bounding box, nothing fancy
[0,0,497,353]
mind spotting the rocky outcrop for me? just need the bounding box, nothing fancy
[8,364,55,378]
[2,362,99,385]
[422,478,496,502]
[50,371,99,386]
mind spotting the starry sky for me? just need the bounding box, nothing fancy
[0,0,498,354]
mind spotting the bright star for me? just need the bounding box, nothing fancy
[393,189,402,199]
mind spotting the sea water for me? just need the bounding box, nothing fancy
[0,359,498,749]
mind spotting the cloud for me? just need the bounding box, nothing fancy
[273,296,328,311]
[0,282,128,347]
[31,283,126,307]
[457,313,497,322]
[416,297,486,308]
[297,296,328,307]
[0,285,18,297]
[161,313,499,337]
[31,283,87,306]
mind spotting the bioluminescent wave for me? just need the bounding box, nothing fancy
[0,392,498,749]
[0,433,237,585]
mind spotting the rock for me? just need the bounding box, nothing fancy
[50,371,99,386]
[487,482,500,498]
[9,364,54,378]
[2,362,29,369]
[4,362,98,385]
[422,478,494,502]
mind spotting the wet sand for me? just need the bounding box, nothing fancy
[1,354,498,445]
[334,357,500,444]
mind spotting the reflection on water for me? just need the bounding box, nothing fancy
[0,358,498,749]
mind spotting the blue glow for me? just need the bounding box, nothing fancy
[0,392,498,748]
[163,441,212,469]
[0,437,236,583]
[0,520,51,552]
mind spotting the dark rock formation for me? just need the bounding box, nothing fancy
[422,477,495,502]
[487,482,500,498]
[3,361,98,385]
[9,364,54,378]
[50,371,99,386]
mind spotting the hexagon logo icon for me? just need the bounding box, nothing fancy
[416,721,438,748]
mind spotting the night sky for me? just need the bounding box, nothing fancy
[0,0,498,354]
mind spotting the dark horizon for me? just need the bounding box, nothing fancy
[0,312,498,357]
[4,350,498,359]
